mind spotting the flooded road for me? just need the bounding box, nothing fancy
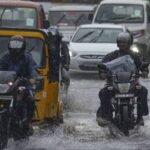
[5,72,150,150]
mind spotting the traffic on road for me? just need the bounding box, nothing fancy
[0,0,150,150]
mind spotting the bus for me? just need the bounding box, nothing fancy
[31,0,102,18]
[31,0,99,42]
[48,5,96,43]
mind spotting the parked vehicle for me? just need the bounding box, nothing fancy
[92,0,150,59]
[98,55,149,136]
[48,5,96,43]
[68,23,128,72]
[0,1,49,29]
[35,0,100,20]
[0,28,63,123]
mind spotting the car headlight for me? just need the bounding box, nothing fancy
[130,44,139,53]
[118,83,130,93]
[69,50,77,57]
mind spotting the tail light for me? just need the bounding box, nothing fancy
[132,30,145,38]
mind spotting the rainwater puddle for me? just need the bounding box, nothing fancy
[5,72,150,150]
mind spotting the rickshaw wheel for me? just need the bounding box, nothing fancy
[57,101,63,123]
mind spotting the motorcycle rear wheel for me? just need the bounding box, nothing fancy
[0,134,8,149]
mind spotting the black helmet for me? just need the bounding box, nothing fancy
[117,32,133,47]
[8,35,26,59]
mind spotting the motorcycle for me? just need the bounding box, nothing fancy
[98,55,149,136]
[0,71,32,149]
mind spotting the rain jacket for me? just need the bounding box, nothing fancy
[0,52,38,78]
[102,49,142,72]
[61,41,70,68]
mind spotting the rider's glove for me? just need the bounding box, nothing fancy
[29,78,37,85]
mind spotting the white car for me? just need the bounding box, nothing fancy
[92,0,150,56]
[68,23,128,72]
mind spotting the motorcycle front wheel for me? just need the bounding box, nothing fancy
[122,105,129,136]
[0,115,9,149]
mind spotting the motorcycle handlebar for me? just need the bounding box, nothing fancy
[140,62,150,69]
[97,63,107,70]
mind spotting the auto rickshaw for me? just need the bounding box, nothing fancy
[0,1,49,29]
[0,27,63,123]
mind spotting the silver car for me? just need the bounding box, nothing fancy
[68,23,128,72]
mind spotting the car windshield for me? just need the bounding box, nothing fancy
[72,27,122,43]
[95,4,144,23]
[0,7,37,28]
[0,36,45,67]
[49,10,92,26]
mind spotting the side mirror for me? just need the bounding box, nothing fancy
[88,13,93,22]
[43,20,50,29]
[148,16,150,23]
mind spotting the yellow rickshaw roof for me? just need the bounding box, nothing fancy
[0,28,48,41]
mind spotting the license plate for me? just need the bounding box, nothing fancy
[83,62,98,67]
[115,94,134,98]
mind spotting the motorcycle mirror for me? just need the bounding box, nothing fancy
[140,62,150,69]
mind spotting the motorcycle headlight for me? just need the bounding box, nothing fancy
[130,44,139,53]
[118,83,130,93]
[8,82,13,86]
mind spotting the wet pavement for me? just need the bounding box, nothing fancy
[5,72,150,150]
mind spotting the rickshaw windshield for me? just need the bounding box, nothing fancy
[0,36,45,67]
[0,7,37,28]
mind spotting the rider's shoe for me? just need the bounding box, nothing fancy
[26,121,34,136]
[22,118,34,136]
[26,126,34,136]
[96,106,111,127]
[137,117,144,126]
[96,116,110,127]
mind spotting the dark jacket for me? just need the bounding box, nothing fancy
[0,52,38,78]
[102,49,142,71]
[61,41,70,68]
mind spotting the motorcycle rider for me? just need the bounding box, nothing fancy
[96,32,149,126]
[0,35,38,135]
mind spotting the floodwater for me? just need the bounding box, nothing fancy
[5,72,150,150]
